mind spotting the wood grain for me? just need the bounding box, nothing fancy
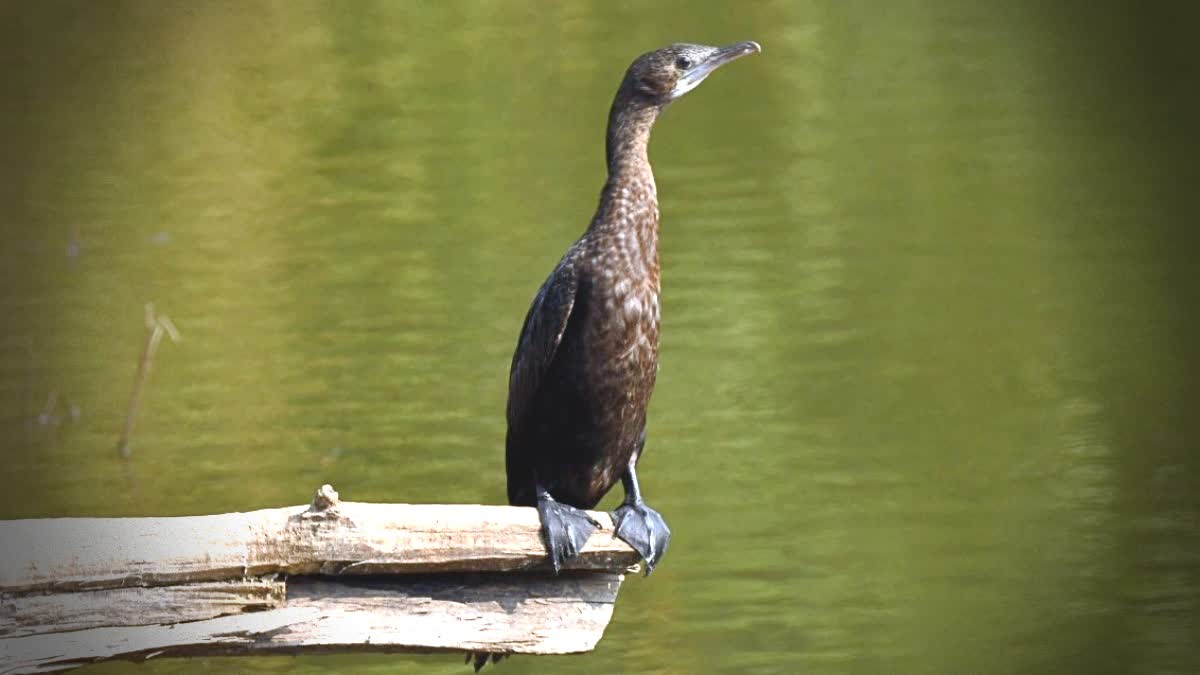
[0,492,638,593]
[0,488,639,673]
[2,573,624,673]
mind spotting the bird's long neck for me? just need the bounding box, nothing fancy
[605,94,660,172]
[590,94,661,278]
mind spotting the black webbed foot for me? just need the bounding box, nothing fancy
[537,492,600,573]
[612,500,670,574]
[467,652,506,672]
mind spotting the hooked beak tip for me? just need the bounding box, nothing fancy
[714,40,762,65]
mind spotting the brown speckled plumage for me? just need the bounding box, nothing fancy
[503,41,760,574]
[504,60,669,510]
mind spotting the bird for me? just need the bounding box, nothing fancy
[505,41,760,580]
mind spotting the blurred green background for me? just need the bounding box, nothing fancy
[2,1,1198,674]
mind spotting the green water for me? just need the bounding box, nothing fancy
[2,2,1198,674]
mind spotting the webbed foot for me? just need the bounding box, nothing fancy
[612,500,670,574]
[466,652,506,672]
[537,493,600,573]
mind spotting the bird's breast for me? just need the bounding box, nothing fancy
[573,176,662,426]
[582,268,660,394]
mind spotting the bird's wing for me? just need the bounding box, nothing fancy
[506,260,579,431]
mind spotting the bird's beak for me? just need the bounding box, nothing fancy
[671,41,761,99]
[708,41,763,69]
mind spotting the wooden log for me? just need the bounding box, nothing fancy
[0,485,639,594]
[2,573,624,674]
[0,486,641,673]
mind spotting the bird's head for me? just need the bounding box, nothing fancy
[620,41,761,105]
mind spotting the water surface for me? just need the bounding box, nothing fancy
[1,3,1197,674]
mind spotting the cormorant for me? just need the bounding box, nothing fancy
[505,42,761,575]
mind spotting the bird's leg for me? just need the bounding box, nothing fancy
[612,454,671,574]
[536,483,600,574]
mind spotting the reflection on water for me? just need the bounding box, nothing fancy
[1,3,1197,674]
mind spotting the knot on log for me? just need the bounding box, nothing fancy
[310,485,340,512]
[298,485,343,522]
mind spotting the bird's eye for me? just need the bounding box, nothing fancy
[675,56,692,70]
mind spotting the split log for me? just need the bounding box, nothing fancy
[0,486,641,674]
[1,578,286,638]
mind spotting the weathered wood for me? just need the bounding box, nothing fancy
[0,486,639,594]
[0,487,640,673]
[2,573,624,674]
[0,579,285,638]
